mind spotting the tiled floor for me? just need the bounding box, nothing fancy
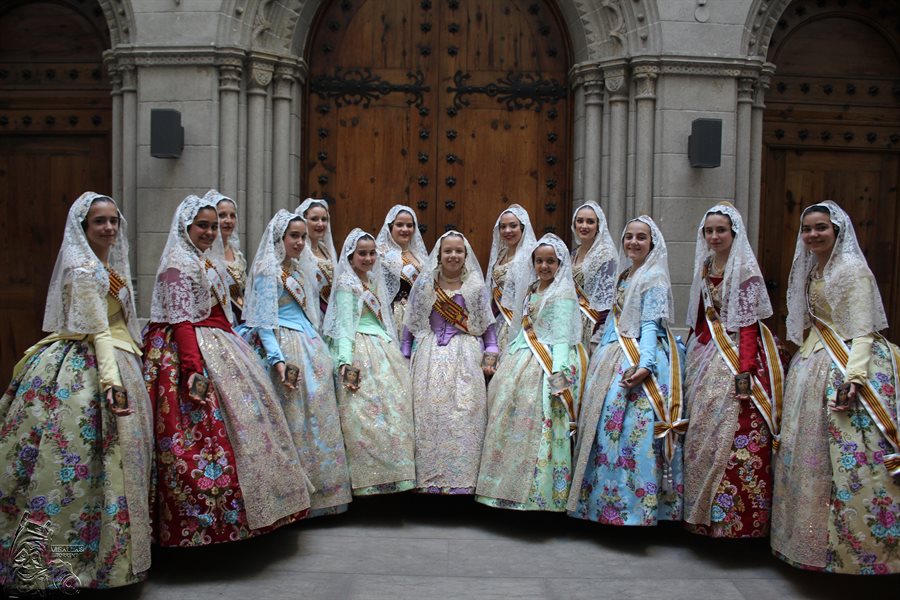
[99,495,897,599]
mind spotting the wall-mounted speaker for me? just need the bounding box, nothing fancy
[150,109,184,158]
[688,118,721,168]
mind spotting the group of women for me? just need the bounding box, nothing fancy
[1,190,898,592]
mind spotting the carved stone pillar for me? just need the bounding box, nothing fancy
[735,73,756,220]
[247,60,273,254]
[217,54,243,200]
[748,66,772,251]
[582,68,604,206]
[120,62,138,271]
[605,65,629,238]
[272,63,296,212]
[633,63,658,217]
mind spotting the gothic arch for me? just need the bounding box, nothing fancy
[97,0,136,47]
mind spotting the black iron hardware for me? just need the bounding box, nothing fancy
[419,106,429,117]
[421,22,432,33]
[420,45,431,56]
[445,176,457,187]
[545,154,557,165]
[448,23,460,33]
[447,70,565,112]
[444,224,456,232]
[843,131,854,142]
[318,127,329,138]
[775,129,785,139]
[800,83,810,93]
[445,199,456,209]
[798,129,809,140]
[846,83,856,95]
[417,200,429,210]
[310,68,430,108]
[547,132,558,142]
[420,128,430,139]
[823,84,833,94]
[446,153,458,164]
[866,132,877,143]
[546,178,557,189]
[418,152,429,163]
[545,202,557,213]
[418,176,429,187]
[318,175,329,185]
[317,151,328,161]
[448,46,458,56]
[446,129,457,140]
[820,131,832,141]
[419,224,428,234]
[446,107,458,117]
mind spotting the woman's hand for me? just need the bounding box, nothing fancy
[829,382,858,412]
[106,388,133,417]
[187,372,211,405]
[619,367,651,389]
[274,362,295,390]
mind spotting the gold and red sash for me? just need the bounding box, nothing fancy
[107,267,129,311]
[701,278,784,449]
[612,307,686,464]
[575,284,604,325]
[491,277,514,326]
[519,298,587,433]
[433,283,469,333]
[810,313,900,476]
[400,255,420,287]
[204,259,229,312]
[281,268,308,310]
[361,283,386,326]
[316,262,333,305]
[223,263,244,309]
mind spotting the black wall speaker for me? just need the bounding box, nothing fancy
[688,118,722,168]
[150,109,184,158]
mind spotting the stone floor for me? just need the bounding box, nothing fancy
[83,494,897,600]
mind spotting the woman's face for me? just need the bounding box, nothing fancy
[703,213,734,257]
[188,207,219,252]
[498,211,523,247]
[439,235,467,277]
[390,210,416,247]
[305,205,329,243]
[533,244,560,284]
[574,207,599,244]
[217,200,237,241]
[350,237,377,274]
[83,200,120,255]
[623,220,652,264]
[801,210,837,259]
[283,219,307,260]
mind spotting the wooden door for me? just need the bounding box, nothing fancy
[760,2,900,343]
[305,0,571,263]
[0,0,112,382]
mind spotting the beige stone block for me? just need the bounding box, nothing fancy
[656,75,736,112]
[133,14,220,46]
[656,152,736,200]
[138,68,216,103]
[136,144,218,190]
[659,22,745,56]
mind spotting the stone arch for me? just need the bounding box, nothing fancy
[96,0,136,47]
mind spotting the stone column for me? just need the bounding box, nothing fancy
[582,68,604,205]
[272,63,295,212]
[748,66,772,252]
[633,64,658,217]
[571,82,586,204]
[290,60,308,205]
[121,63,138,271]
[605,66,629,239]
[217,54,243,199]
[107,63,123,203]
[735,73,755,219]
[247,61,273,255]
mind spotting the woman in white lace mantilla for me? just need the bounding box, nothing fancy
[484,204,537,355]
[476,233,586,512]
[295,198,337,323]
[142,195,310,547]
[570,201,618,352]
[401,231,498,494]
[772,201,900,574]
[0,192,153,588]
[323,229,415,495]
[376,204,428,339]
[241,210,352,518]
[682,202,784,538]
[205,190,246,323]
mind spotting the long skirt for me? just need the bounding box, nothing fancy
[567,337,684,525]
[772,339,900,574]
[335,333,415,495]
[265,327,352,516]
[0,340,153,589]
[410,331,487,494]
[143,324,309,547]
[475,346,579,511]
[682,337,772,538]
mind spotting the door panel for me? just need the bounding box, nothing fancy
[305,0,571,263]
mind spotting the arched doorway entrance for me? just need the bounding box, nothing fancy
[0,0,112,380]
[303,0,572,261]
[760,1,900,342]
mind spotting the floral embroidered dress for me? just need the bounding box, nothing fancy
[0,193,153,589]
[771,201,900,575]
[143,195,309,547]
[476,234,584,512]
[568,216,685,526]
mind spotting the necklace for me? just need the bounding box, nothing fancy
[440,273,462,284]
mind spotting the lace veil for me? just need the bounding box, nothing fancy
[243,210,319,329]
[785,200,888,344]
[571,201,618,312]
[616,216,674,337]
[375,204,429,301]
[204,189,241,254]
[404,231,495,337]
[485,204,538,311]
[295,198,337,264]
[150,194,232,324]
[503,233,581,346]
[686,203,772,332]
[43,191,141,341]
[322,228,397,344]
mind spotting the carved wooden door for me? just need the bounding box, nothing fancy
[0,0,112,381]
[305,0,571,262]
[760,4,900,343]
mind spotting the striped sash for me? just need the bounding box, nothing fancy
[433,284,469,333]
[400,255,420,286]
[575,284,604,325]
[204,259,229,311]
[316,263,333,306]
[701,278,784,449]
[281,269,307,310]
[612,307,686,464]
[491,278,514,326]
[107,268,129,311]
[810,313,900,476]
[224,263,244,309]
[361,284,386,327]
